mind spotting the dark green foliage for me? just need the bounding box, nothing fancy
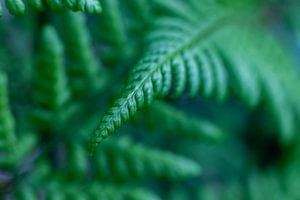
[5,0,25,16]
[91,0,300,151]
[31,26,73,132]
[59,12,104,98]
[96,0,130,63]
[1,0,102,16]
[0,73,16,165]
[0,73,36,170]
[137,102,224,142]
[93,137,201,181]
[1,0,300,199]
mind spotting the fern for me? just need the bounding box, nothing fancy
[137,101,224,142]
[92,136,201,181]
[90,7,227,151]
[2,0,101,15]
[65,141,88,179]
[96,0,130,63]
[91,0,300,151]
[2,0,300,199]
[0,73,36,169]
[59,12,104,98]
[31,25,73,132]
[0,73,16,161]
[5,0,25,16]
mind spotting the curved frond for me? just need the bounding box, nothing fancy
[90,1,300,151]
[217,26,300,143]
[90,10,228,152]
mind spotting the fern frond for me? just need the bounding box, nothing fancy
[27,0,44,12]
[76,0,102,13]
[90,11,228,151]
[65,142,88,179]
[63,0,102,14]
[59,12,104,98]
[91,1,300,150]
[97,0,130,63]
[5,0,25,16]
[218,26,300,143]
[31,25,73,132]
[138,102,224,143]
[0,73,16,159]
[123,0,152,28]
[0,73,36,168]
[2,0,101,16]
[93,137,201,180]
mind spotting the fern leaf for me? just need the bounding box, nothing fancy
[59,12,104,97]
[0,3,3,16]
[195,48,215,98]
[218,26,300,144]
[3,0,101,15]
[31,25,73,132]
[63,0,102,14]
[90,13,228,152]
[183,52,200,97]
[0,75,36,168]
[220,53,261,108]
[138,102,224,143]
[77,0,102,14]
[65,142,88,179]
[205,47,228,101]
[28,0,44,11]
[45,0,65,12]
[0,73,16,159]
[93,137,201,180]
[5,0,25,16]
[32,25,70,110]
[91,1,300,150]
[123,0,152,28]
[97,0,130,63]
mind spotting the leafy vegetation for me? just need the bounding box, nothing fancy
[1,0,300,199]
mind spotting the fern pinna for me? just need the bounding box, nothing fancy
[1,0,300,199]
